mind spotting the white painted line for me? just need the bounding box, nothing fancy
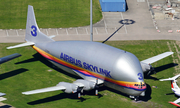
[105,28,108,34]
[95,28,98,34]
[6,30,9,36]
[46,29,49,35]
[146,0,150,8]
[85,28,88,34]
[56,29,59,35]
[16,30,19,36]
[66,28,68,35]
[103,13,107,28]
[75,28,78,35]
[120,12,127,34]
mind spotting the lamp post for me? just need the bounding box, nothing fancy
[90,0,93,41]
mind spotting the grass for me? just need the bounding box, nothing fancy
[0,0,102,29]
[0,40,178,108]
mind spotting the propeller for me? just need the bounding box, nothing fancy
[95,78,99,96]
[147,64,156,75]
[77,86,83,98]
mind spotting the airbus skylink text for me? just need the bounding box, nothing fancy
[60,52,112,78]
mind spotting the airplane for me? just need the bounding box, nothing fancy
[0,53,21,96]
[160,74,180,107]
[7,5,173,101]
[0,53,21,64]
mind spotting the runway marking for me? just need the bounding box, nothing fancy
[85,28,88,34]
[16,30,19,36]
[46,29,49,35]
[56,29,59,35]
[103,13,107,28]
[75,28,78,35]
[95,28,98,34]
[6,30,9,36]
[146,0,150,8]
[137,0,145,2]
[66,28,68,35]
[120,12,127,34]
[105,28,108,34]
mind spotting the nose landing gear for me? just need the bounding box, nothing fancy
[129,95,139,101]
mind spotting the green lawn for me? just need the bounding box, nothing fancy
[0,40,178,108]
[0,0,102,29]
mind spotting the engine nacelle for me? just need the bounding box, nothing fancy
[140,62,152,72]
[73,79,96,91]
[56,82,78,93]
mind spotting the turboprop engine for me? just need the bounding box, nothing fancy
[140,62,154,75]
[56,82,78,93]
[56,79,99,98]
[73,79,96,91]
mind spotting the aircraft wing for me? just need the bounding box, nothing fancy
[22,86,66,95]
[141,52,173,64]
[0,53,21,64]
[73,70,104,85]
[169,98,180,107]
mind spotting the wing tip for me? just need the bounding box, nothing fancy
[169,101,180,107]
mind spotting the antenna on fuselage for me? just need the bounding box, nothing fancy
[90,0,93,41]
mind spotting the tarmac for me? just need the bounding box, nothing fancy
[0,0,180,43]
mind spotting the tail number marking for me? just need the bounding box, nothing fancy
[31,25,37,36]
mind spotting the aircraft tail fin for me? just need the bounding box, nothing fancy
[6,5,54,50]
[160,74,180,90]
[25,5,54,43]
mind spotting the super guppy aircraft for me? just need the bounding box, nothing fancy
[7,5,173,100]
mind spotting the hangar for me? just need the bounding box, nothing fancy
[99,0,126,12]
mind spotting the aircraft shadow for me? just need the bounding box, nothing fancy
[154,63,178,73]
[139,84,151,101]
[0,68,28,80]
[15,53,80,79]
[0,105,13,108]
[28,93,89,105]
[27,85,105,105]
[165,93,174,95]
[27,84,151,105]
[144,63,178,80]
[104,83,151,102]
[15,58,37,64]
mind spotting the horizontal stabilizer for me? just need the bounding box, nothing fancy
[141,52,174,64]
[160,74,180,81]
[22,86,66,95]
[49,35,56,39]
[0,53,21,64]
[7,42,35,49]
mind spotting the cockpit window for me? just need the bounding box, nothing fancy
[134,83,146,88]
